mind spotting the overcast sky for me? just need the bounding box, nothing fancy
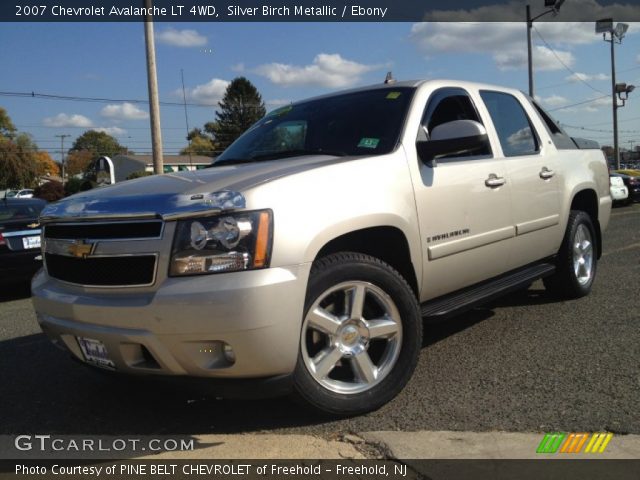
[1,18,639,161]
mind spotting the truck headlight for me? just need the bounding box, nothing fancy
[169,210,273,276]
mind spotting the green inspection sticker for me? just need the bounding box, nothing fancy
[386,91,402,99]
[358,137,380,149]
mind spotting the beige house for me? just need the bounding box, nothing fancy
[110,154,213,182]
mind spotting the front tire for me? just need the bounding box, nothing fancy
[293,252,421,416]
[544,210,597,299]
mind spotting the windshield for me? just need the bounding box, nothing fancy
[0,202,44,223]
[214,87,415,166]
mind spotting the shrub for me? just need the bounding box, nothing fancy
[34,180,64,202]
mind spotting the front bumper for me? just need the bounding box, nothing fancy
[32,263,311,379]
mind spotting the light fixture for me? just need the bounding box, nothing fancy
[597,18,631,170]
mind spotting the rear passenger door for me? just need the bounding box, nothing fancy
[479,91,562,268]
[413,87,514,301]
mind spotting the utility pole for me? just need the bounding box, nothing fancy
[55,134,70,184]
[143,0,163,174]
[181,68,193,168]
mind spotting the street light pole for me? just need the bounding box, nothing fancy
[525,1,565,98]
[598,20,630,170]
[609,35,620,170]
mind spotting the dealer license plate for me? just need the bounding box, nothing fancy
[76,337,115,369]
[22,235,41,249]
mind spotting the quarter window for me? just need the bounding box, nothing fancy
[480,91,539,157]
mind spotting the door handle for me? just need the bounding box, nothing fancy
[539,167,555,179]
[485,174,506,188]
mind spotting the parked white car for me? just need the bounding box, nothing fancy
[610,175,628,204]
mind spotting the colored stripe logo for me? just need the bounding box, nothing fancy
[537,433,613,454]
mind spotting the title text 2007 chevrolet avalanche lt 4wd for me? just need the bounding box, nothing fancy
[33,80,611,415]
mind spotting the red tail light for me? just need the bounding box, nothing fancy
[0,233,5,247]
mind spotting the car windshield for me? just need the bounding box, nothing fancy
[213,87,416,166]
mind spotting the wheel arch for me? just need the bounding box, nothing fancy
[570,188,602,258]
[312,226,420,298]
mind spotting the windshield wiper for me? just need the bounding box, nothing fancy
[248,149,349,161]
[211,149,349,167]
[207,158,257,167]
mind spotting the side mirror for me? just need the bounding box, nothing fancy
[417,120,490,166]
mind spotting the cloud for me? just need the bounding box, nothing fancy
[155,28,207,47]
[410,22,596,71]
[100,103,149,120]
[584,96,612,111]
[566,72,609,83]
[231,63,245,73]
[43,113,93,128]
[253,53,383,88]
[424,0,640,22]
[182,78,230,104]
[537,94,569,107]
[91,126,127,136]
[494,45,575,71]
[266,99,292,107]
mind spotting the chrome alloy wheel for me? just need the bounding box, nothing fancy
[301,281,403,395]
[573,223,594,286]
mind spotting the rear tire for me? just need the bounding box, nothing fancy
[543,210,597,299]
[293,252,421,416]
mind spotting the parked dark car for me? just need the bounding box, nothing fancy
[0,197,46,284]
[610,173,640,205]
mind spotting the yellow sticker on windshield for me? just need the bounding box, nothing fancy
[386,92,402,99]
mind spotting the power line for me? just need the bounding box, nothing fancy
[0,90,269,109]
[547,95,610,112]
[533,26,609,97]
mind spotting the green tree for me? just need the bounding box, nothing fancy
[211,77,266,151]
[0,107,17,139]
[0,138,39,189]
[0,108,39,189]
[69,130,128,159]
[180,128,217,157]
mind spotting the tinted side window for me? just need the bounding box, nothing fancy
[480,91,539,157]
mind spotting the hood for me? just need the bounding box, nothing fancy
[40,154,350,223]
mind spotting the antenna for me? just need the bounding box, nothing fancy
[384,72,395,84]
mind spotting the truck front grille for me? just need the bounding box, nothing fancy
[44,221,163,240]
[44,253,157,287]
[42,220,163,287]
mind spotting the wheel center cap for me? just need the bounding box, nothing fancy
[340,325,359,345]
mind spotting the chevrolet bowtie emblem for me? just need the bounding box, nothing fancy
[27,222,39,229]
[68,240,94,259]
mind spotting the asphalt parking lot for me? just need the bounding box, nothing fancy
[0,204,638,438]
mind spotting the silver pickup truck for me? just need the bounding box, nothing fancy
[33,80,611,415]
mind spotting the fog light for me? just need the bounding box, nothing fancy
[223,344,236,364]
